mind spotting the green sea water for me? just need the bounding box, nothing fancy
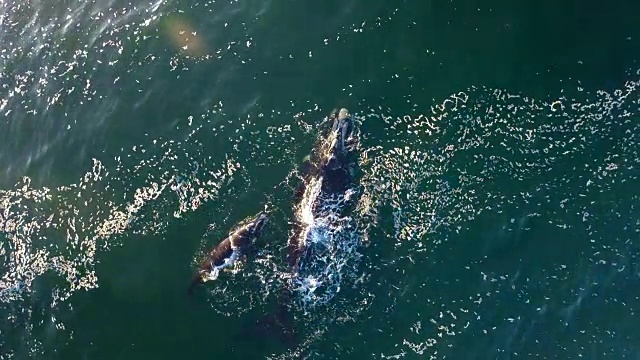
[1,0,640,359]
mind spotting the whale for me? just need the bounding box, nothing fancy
[188,210,269,294]
[286,108,359,276]
[241,108,360,347]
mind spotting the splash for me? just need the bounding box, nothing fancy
[289,182,364,313]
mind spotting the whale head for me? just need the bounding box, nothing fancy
[250,211,269,236]
[325,108,355,171]
[331,108,354,156]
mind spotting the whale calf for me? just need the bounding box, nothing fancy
[188,210,269,293]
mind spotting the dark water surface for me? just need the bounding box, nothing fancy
[1,0,640,359]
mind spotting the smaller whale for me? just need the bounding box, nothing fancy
[188,210,269,294]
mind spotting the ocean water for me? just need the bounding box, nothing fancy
[1,0,639,359]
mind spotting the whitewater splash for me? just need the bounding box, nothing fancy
[289,182,361,311]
